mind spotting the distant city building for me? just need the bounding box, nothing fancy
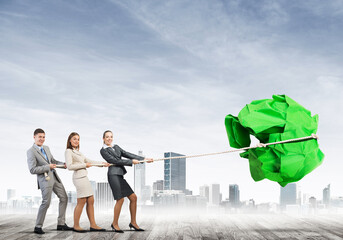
[209,184,220,205]
[96,182,113,211]
[323,184,330,206]
[220,199,230,208]
[66,191,77,214]
[280,183,297,208]
[153,180,164,191]
[141,185,152,204]
[249,199,255,207]
[185,195,207,208]
[67,191,77,205]
[134,151,149,204]
[90,181,97,195]
[302,193,310,205]
[33,196,41,207]
[184,189,193,195]
[7,189,16,201]
[134,151,145,196]
[309,196,317,209]
[164,152,186,192]
[199,185,209,202]
[0,201,7,215]
[331,197,343,208]
[257,202,278,213]
[152,190,186,207]
[297,185,302,205]
[229,184,240,207]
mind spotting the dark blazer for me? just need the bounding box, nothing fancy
[100,144,144,175]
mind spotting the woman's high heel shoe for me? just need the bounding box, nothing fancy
[129,223,144,231]
[90,227,106,232]
[111,224,124,233]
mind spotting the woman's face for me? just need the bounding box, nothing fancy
[70,135,80,149]
[104,132,113,146]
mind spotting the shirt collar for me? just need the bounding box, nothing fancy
[34,144,43,150]
[103,144,113,149]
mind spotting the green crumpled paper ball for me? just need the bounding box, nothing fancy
[225,95,324,187]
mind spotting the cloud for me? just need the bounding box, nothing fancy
[0,0,342,203]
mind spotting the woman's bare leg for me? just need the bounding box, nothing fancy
[128,193,140,228]
[74,198,87,230]
[85,196,101,229]
[112,198,124,230]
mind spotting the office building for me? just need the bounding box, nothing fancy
[209,184,220,205]
[199,185,209,202]
[134,151,145,198]
[153,180,164,191]
[7,189,16,201]
[229,184,240,207]
[323,184,330,206]
[164,152,186,192]
[96,182,113,211]
[280,183,297,208]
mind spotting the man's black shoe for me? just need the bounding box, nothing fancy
[34,227,45,234]
[57,224,73,231]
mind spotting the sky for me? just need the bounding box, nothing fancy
[0,0,342,204]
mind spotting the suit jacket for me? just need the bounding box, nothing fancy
[27,144,64,189]
[65,148,103,179]
[100,144,144,175]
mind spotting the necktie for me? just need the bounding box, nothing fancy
[41,148,49,163]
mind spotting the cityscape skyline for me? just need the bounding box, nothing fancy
[3,150,340,213]
[3,179,342,215]
[0,148,338,204]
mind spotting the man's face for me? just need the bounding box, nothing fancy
[34,133,45,146]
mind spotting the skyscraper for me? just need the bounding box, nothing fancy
[309,196,317,209]
[153,180,164,191]
[134,151,145,197]
[96,182,113,211]
[164,152,186,192]
[209,184,220,205]
[229,184,240,207]
[280,183,297,208]
[90,180,97,198]
[323,184,330,206]
[199,185,209,202]
[7,189,16,201]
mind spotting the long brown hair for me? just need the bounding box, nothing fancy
[67,132,80,150]
[103,130,112,144]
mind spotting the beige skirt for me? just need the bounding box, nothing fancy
[73,176,94,198]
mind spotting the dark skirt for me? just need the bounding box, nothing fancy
[108,174,134,200]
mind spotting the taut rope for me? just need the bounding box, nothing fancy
[44,133,319,180]
[55,163,106,168]
[138,134,319,163]
[45,163,109,180]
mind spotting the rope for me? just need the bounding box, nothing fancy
[44,164,109,181]
[55,163,107,168]
[47,134,318,174]
[138,133,319,163]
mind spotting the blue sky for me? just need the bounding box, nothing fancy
[0,0,342,203]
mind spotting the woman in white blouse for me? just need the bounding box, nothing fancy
[65,132,109,232]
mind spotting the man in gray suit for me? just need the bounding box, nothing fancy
[27,128,73,234]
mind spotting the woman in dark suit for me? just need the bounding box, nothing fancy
[100,130,153,232]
